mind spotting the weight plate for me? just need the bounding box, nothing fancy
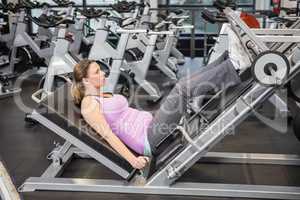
[252,51,290,86]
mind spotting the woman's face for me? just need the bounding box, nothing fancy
[85,62,106,89]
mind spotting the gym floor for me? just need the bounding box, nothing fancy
[0,59,300,200]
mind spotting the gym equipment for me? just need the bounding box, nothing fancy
[288,70,300,103]
[67,8,87,57]
[86,9,120,61]
[112,1,187,70]
[8,0,55,73]
[35,3,54,46]
[48,0,91,59]
[0,3,21,98]
[292,114,300,141]
[118,28,176,102]
[31,1,77,103]
[202,9,229,65]
[0,72,21,99]
[110,0,141,20]
[202,8,261,65]
[85,8,136,97]
[159,10,188,66]
[156,9,191,58]
[200,7,291,117]
[203,6,300,64]
[20,8,300,199]
[272,0,300,17]
[252,51,290,86]
[122,2,189,72]
[152,18,193,73]
[287,97,300,141]
[86,7,175,101]
[0,2,17,46]
[0,2,12,67]
[126,12,192,75]
[0,159,22,200]
[147,5,187,65]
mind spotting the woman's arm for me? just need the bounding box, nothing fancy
[81,97,148,169]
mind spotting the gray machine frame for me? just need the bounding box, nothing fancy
[20,8,300,199]
[31,3,78,102]
[88,17,176,101]
[19,110,300,199]
[0,161,21,200]
[0,5,23,98]
[9,6,55,71]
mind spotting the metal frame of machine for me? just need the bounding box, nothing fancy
[19,8,300,200]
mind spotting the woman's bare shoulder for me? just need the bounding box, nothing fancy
[82,96,94,103]
[81,96,100,114]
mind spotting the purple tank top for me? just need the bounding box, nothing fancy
[94,95,153,154]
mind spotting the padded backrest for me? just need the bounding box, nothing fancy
[39,83,136,179]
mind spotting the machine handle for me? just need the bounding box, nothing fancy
[116,28,175,36]
[202,9,228,24]
[52,0,75,7]
[121,19,137,28]
[76,8,110,19]
[170,9,185,15]
[19,0,41,9]
[168,15,189,20]
[172,25,194,30]
[49,10,67,17]
[110,1,137,13]
[116,29,147,34]
[148,30,175,35]
[29,14,75,28]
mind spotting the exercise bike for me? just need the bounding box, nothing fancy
[85,7,175,102]
[8,0,54,74]
[0,2,21,98]
[31,0,77,103]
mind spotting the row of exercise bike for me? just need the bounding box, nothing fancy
[0,0,193,102]
[15,2,300,199]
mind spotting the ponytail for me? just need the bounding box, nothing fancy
[71,82,85,105]
[71,59,95,105]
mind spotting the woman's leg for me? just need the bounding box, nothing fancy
[147,59,242,152]
[180,50,229,79]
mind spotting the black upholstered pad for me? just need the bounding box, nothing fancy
[37,83,136,180]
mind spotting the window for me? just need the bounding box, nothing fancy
[85,0,141,6]
[166,0,255,33]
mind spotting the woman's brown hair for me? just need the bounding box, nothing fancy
[71,59,95,105]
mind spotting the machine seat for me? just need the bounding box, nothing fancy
[37,83,137,180]
[36,67,254,180]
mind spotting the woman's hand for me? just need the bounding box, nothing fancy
[130,156,150,169]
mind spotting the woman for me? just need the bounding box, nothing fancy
[72,60,243,170]
[72,25,249,170]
